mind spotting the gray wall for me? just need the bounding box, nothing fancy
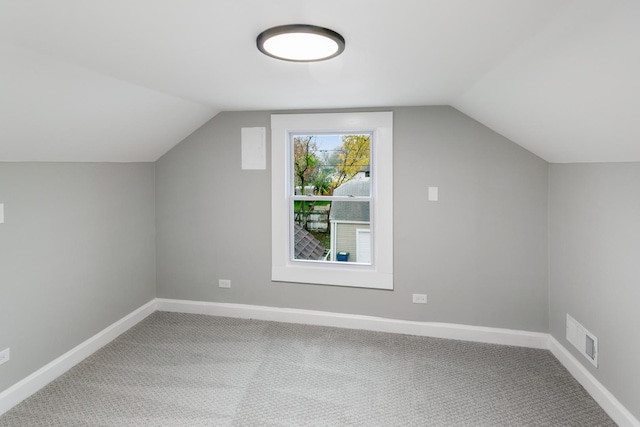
[0,163,156,392]
[3,108,637,419]
[549,163,640,419]
[156,106,549,332]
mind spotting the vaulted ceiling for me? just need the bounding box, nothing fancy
[1,0,638,162]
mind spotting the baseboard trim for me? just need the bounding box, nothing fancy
[157,299,640,425]
[0,299,156,416]
[3,298,637,427]
[155,298,549,349]
[549,337,640,427]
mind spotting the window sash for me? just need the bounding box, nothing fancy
[271,111,393,290]
[289,199,373,265]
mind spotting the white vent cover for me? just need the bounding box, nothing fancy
[566,314,598,368]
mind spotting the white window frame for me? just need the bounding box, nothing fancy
[271,112,393,290]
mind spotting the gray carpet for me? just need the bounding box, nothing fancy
[0,312,615,426]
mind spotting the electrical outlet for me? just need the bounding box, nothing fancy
[412,294,427,304]
[218,279,231,288]
[0,348,10,366]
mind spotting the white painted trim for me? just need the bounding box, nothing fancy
[3,298,637,427]
[156,299,637,424]
[549,337,640,427]
[156,298,549,349]
[271,111,394,290]
[331,220,370,225]
[0,300,156,416]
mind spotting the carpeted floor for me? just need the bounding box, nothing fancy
[0,312,615,426]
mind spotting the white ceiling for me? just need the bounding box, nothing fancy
[1,0,638,162]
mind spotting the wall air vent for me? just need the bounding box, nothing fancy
[566,314,598,368]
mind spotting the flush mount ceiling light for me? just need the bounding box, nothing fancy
[257,24,345,62]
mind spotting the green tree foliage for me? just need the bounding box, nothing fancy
[312,170,333,195]
[292,134,370,231]
[293,136,320,230]
[333,134,370,189]
[293,136,319,195]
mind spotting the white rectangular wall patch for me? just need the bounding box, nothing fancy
[428,187,438,201]
[241,127,266,170]
[0,203,4,224]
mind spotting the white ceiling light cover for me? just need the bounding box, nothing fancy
[257,24,345,62]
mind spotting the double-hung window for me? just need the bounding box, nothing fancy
[271,112,393,290]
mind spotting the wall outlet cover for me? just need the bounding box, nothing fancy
[412,294,427,304]
[428,187,438,201]
[0,348,9,366]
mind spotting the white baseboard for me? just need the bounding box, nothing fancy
[155,298,549,349]
[3,297,637,427]
[549,337,640,427]
[158,299,639,425]
[0,299,156,416]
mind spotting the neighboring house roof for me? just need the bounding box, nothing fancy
[293,223,325,260]
[330,179,370,222]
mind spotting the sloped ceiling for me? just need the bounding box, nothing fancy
[0,0,638,162]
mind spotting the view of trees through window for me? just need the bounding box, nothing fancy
[291,133,372,264]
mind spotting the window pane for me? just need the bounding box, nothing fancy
[292,200,371,264]
[330,200,371,264]
[291,134,371,196]
[292,200,330,261]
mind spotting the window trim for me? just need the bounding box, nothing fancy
[271,112,393,290]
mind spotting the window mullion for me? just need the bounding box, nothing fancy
[291,196,372,202]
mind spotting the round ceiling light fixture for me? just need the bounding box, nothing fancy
[257,24,345,62]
